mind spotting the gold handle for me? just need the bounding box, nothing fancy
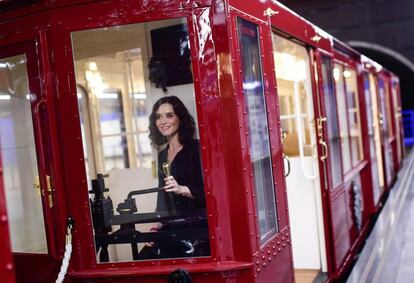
[46,175,54,208]
[319,139,328,161]
[34,176,41,196]
[162,162,171,177]
[33,175,54,207]
[317,117,327,138]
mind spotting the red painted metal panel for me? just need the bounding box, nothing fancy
[0,146,15,283]
[330,188,351,271]
[0,39,62,283]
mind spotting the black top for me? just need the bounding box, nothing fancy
[156,139,205,213]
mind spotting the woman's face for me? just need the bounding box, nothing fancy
[155,103,180,138]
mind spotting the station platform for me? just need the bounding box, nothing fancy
[346,147,414,283]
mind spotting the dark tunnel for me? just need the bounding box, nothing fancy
[348,41,414,111]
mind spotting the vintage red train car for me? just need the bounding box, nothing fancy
[0,0,404,282]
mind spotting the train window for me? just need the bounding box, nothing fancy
[391,82,402,163]
[368,73,385,188]
[333,64,352,172]
[344,68,363,166]
[383,79,394,139]
[363,73,381,201]
[237,18,278,244]
[0,54,48,253]
[321,58,343,187]
[71,17,210,262]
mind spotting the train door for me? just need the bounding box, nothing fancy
[0,42,62,282]
[231,12,294,283]
[314,54,355,277]
[363,72,383,206]
[377,76,395,188]
[271,34,329,282]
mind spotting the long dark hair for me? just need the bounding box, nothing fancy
[149,96,196,148]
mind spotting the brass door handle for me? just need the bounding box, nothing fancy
[319,139,328,161]
[46,175,54,208]
[33,175,54,207]
[34,176,42,196]
[317,117,327,138]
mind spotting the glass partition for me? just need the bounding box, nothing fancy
[344,67,363,166]
[333,64,351,172]
[321,58,343,187]
[238,18,278,244]
[383,79,394,139]
[72,17,210,262]
[0,54,47,253]
[363,73,381,202]
[368,73,385,188]
[391,82,402,163]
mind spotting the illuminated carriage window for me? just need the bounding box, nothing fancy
[237,18,278,244]
[383,79,394,139]
[333,64,352,172]
[0,54,47,253]
[363,73,381,201]
[71,18,210,262]
[391,82,402,163]
[344,68,363,166]
[321,58,343,187]
[272,35,316,160]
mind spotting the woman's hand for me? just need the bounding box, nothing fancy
[164,176,194,198]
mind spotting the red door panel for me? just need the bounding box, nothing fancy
[0,41,62,283]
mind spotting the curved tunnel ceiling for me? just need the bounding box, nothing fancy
[348,41,414,110]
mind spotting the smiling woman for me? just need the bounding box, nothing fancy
[137,95,209,259]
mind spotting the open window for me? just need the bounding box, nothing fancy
[71,17,210,263]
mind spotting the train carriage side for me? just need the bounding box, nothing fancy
[378,70,398,188]
[0,1,405,283]
[381,70,404,176]
[0,0,296,282]
[331,41,375,254]
[361,57,390,210]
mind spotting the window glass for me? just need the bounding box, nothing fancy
[0,54,47,253]
[333,64,351,172]
[321,58,343,187]
[273,35,316,159]
[368,73,385,188]
[237,18,278,244]
[72,17,210,262]
[344,67,363,165]
[378,78,394,181]
[391,82,402,162]
[383,79,394,139]
[363,73,380,201]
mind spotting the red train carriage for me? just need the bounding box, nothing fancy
[0,0,404,283]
